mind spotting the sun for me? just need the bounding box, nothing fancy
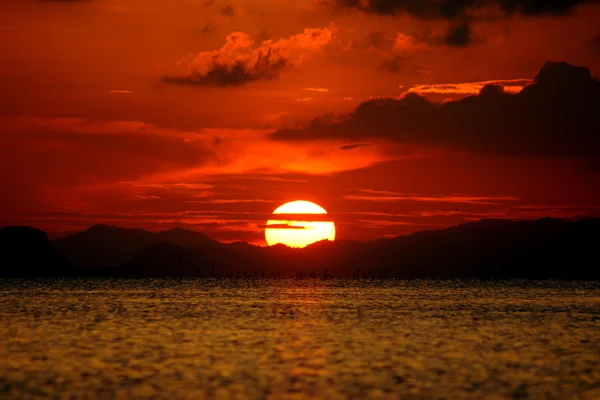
[265,200,336,248]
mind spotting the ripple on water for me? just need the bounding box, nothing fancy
[0,278,599,399]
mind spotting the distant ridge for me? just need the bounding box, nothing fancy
[53,224,219,269]
[1,218,599,279]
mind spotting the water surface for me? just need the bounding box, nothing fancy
[1,279,599,399]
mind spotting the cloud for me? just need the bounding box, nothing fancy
[444,22,473,47]
[0,117,215,186]
[303,87,330,93]
[344,190,520,205]
[130,183,215,190]
[200,24,217,35]
[393,33,419,50]
[378,56,429,75]
[367,31,390,48]
[264,224,309,230]
[271,61,600,161]
[164,27,334,87]
[377,28,476,55]
[0,117,219,214]
[132,126,391,183]
[220,5,235,17]
[223,175,309,183]
[327,0,596,18]
[357,219,415,228]
[330,0,597,47]
[339,143,373,151]
[407,79,531,95]
[187,199,278,204]
[379,55,407,73]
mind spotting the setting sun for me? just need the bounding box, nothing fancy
[265,200,336,248]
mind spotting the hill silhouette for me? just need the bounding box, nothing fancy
[53,224,218,269]
[120,242,211,278]
[0,226,72,277]
[1,218,599,279]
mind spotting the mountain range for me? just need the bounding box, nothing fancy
[1,218,598,279]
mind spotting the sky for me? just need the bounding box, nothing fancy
[1,0,599,245]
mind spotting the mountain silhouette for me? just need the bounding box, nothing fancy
[53,224,219,269]
[362,217,597,279]
[0,226,72,277]
[2,218,599,279]
[155,227,216,248]
[120,242,211,278]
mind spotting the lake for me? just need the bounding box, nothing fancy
[1,279,599,399]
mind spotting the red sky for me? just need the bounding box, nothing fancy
[1,0,599,245]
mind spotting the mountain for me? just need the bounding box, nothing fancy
[53,225,219,268]
[155,227,215,249]
[359,217,599,279]
[2,218,599,279]
[119,242,211,278]
[0,226,72,277]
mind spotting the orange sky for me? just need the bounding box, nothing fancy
[1,0,599,244]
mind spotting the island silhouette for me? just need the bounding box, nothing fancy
[1,218,598,279]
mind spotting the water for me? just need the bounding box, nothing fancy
[1,279,599,399]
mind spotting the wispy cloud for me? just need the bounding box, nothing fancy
[128,183,215,190]
[224,175,309,183]
[303,87,330,93]
[344,190,520,205]
[515,204,600,210]
[357,219,416,229]
[264,223,309,230]
[339,143,373,151]
[186,199,277,204]
[407,79,531,95]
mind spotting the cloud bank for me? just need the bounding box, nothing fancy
[328,0,598,46]
[328,0,597,18]
[271,61,600,160]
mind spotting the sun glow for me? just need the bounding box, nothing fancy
[265,200,336,248]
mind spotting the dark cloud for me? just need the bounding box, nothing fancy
[220,5,235,17]
[200,24,217,35]
[163,58,286,87]
[339,143,374,151]
[329,0,597,18]
[271,61,600,160]
[444,22,473,47]
[379,55,407,73]
[349,31,398,52]
[333,0,595,48]
[366,31,389,48]
[263,224,309,230]
[378,56,427,75]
